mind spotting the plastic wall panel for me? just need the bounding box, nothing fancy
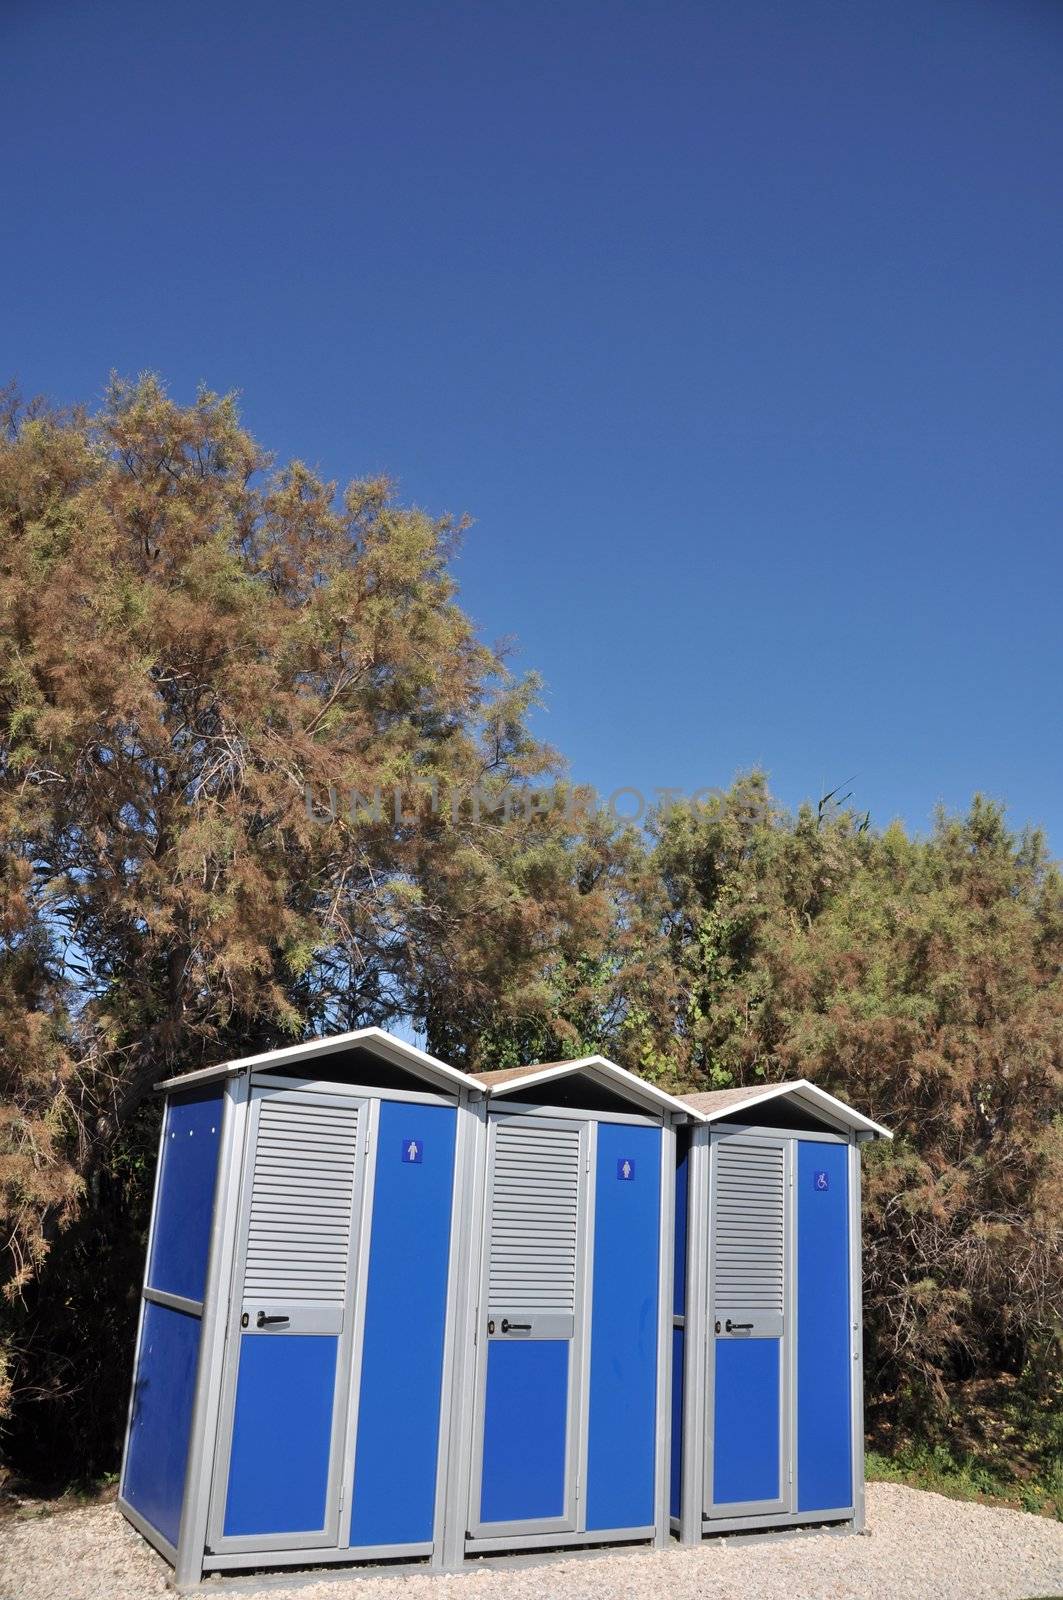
[147,1087,223,1304]
[670,1324,684,1519]
[480,1340,569,1523]
[673,1134,688,1318]
[348,1100,457,1548]
[712,1337,781,1506]
[586,1122,661,1530]
[123,1301,201,1547]
[796,1140,852,1511]
[223,1334,338,1537]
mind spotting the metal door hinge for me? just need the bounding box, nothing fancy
[338,1484,345,1512]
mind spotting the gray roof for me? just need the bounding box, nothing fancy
[472,1062,573,1088]
[679,1085,776,1114]
[679,1079,892,1138]
[472,1056,695,1119]
[155,1026,483,1096]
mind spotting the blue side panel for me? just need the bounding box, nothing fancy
[481,1340,569,1523]
[671,1134,688,1520]
[123,1301,201,1547]
[797,1140,852,1511]
[712,1338,781,1505]
[673,1135,688,1317]
[349,1100,457,1548]
[587,1122,661,1530]
[223,1335,338,1537]
[147,1087,223,1303]
[670,1325,684,1519]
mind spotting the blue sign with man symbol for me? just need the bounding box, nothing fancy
[402,1137,423,1164]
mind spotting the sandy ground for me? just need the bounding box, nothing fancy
[1,1484,1061,1600]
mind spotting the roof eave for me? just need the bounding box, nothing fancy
[689,1078,891,1139]
[484,1055,696,1120]
[154,1026,483,1096]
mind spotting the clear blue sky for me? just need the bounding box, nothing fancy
[5,1,1063,845]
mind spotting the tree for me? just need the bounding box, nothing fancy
[0,375,566,1465]
[642,779,1063,1422]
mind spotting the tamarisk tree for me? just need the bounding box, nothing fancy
[0,376,586,1444]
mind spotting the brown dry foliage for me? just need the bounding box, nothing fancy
[635,777,1063,1418]
[0,378,630,1467]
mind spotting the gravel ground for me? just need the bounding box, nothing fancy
[1,1484,1061,1600]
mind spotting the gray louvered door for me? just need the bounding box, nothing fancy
[706,1130,791,1517]
[240,1090,362,1335]
[212,1085,369,1552]
[486,1118,583,1340]
[711,1136,786,1340]
[472,1112,589,1534]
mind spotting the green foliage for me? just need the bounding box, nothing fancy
[866,1443,1020,1507]
[631,779,1063,1423]
[867,1367,1063,1517]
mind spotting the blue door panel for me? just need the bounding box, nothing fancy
[797,1141,852,1511]
[123,1301,201,1547]
[224,1334,337,1537]
[148,1087,223,1304]
[712,1337,781,1505]
[586,1122,660,1530]
[349,1100,456,1548]
[673,1136,688,1317]
[481,1340,569,1523]
[670,1325,684,1519]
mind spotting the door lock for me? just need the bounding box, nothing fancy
[725,1319,754,1333]
[256,1311,290,1328]
[500,1318,531,1334]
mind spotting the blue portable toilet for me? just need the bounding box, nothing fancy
[670,1080,891,1541]
[438,1056,694,1565]
[119,1028,482,1584]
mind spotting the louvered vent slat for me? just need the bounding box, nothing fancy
[242,1098,359,1304]
[487,1123,580,1315]
[712,1141,785,1315]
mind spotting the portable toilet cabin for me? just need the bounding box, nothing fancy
[440,1055,693,1565]
[119,1028,483,1585]
[671,1080,891,1542]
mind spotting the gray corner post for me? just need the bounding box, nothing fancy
[678,1120,709,1544]
[653,1114,677,1547]
[173,1074,249,1590]
[850,1133,866,1533]
[436,1092,489,1570]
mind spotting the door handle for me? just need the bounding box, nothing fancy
[256,1312,290,1328]
[500,1318,531,1334]
[725,1319,753,1332]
